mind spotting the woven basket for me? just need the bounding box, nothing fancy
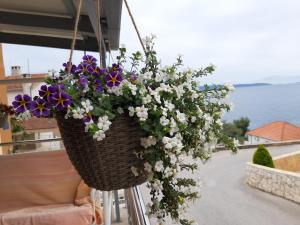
[56,113,147,191]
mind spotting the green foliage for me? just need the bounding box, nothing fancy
[10,117,24,133]
[253,145,274,168]
[233,117,250,136]
[223,117,250,143]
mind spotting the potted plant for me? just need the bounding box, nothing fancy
[12,36,237,224]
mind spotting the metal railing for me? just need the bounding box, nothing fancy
[125,186,151,225]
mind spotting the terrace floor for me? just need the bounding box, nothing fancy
[141,144,300,225]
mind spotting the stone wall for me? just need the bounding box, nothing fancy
[246,162,300,203]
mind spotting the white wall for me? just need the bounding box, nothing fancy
[246,135,274,144]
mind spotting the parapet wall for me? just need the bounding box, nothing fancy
[246,162,300,203]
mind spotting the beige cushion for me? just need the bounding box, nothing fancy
[0,150,81,212]
[0,204,93,225]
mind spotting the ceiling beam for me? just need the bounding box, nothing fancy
[0,10,94,33]
[0,32,98,51]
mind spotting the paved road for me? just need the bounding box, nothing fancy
[141,144,300,225]
[190,144,300,225]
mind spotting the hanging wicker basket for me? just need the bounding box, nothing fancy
[56,113,147,191]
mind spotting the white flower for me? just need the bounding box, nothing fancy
[216,119,223,126]
[161,107,168,116]
[135,105,148,121]
[163,167,174,178]
[164,100,175,111]
[159,83,172,93]
[154,160,164,172]
[160,116,170,126]
[97,116,112,132]
[117,107,124,114]
[191,116,196,123]
[142,94,152,104]
[72,107,85,119]
[81,99,94,113]
[170,118,179,135]
[154,72,163,82]
[152,179,163,191]
[148,87,161,104]
[162,136,177,149]
[107,85,123,96]
[93,130,105,141]
[176,110,187,124]
[128,106,135,117]
[131,166,139,177]
[140,136,157,148]
[128,83,137,95]
[224,83,235,91]
[169,154,177,164]
[141,72,152,81]
[144,162,152,173]
[172,84,185,98]
[15,110,31,121]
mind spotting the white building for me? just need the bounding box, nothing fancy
[246,121,300,144]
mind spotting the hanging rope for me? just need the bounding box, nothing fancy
[96,0,103,66]
[123,0,146,53]
[68,0,83,73]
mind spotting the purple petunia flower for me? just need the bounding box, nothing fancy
[99,68,108,74]
[87,65,101,76]
[83,114,93,124]
[105,71,123,87]
[62,62,77,73]
[76,63,90,74]
[94,79,103,92]
[79,75,88,88]
[51,92,72,111]
[38,85,57,102]
[30,98,51,117]
[130,72,138,84]
[111,63,123,73]
[82,55,97,65]
[12,94,32,114]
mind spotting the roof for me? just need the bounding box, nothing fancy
[6,73,48,91]
[0,0,122,51]
[247,121,300,141]
[21,117,58,130]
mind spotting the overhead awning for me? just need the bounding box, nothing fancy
[0,0,123,52]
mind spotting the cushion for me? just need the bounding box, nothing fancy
[0,204,93,225]
[0,150,81,212]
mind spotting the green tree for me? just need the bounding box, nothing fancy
[233,117,250,136]
[253,145,274,168]
[222,117,250,143]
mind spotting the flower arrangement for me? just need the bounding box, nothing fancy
[12,36,237,225]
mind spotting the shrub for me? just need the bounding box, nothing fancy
[253,145,274,168]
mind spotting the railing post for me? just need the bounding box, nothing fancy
[114,190,121,222]
[103,191,113,225]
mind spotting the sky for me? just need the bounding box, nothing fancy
[2,0,300,84]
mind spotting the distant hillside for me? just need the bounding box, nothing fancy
[260,75,300,84]
[199,83,271,90]
[234,83,271,88]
